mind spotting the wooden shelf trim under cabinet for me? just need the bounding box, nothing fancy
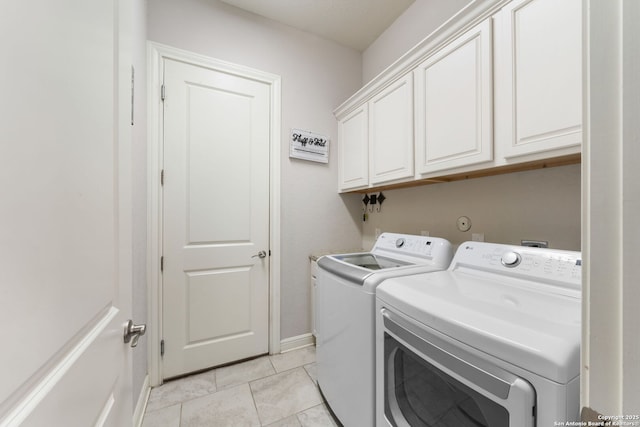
[345,153,581,194]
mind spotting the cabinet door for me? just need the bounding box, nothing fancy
[414,19,493,176]
[495,0,581,158]
[369,74,414,185]
[338,104,369,191]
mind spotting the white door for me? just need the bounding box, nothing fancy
[162,58,271,379]
[0,1,134,426]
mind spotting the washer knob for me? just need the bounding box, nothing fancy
[501,251,521,267]
[395,238,405,248]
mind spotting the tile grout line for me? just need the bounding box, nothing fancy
[247,376,264,426]
[252,352,318,426]
[146,349,318,425]
[301,363,316,384]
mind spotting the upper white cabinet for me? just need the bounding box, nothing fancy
[414,19,493,176]
[334,0,582,193]
[338,104,369,191]
[369,74,414,185]
[494,0,582,159]
[337,75,414,192]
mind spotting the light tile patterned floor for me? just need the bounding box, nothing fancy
[142,346,339,427]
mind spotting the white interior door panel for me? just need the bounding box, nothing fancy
[162,58,271,379]
[0,1,134,425]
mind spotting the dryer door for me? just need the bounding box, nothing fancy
[381,309,536,427]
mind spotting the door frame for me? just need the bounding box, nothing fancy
[146,42,282,386]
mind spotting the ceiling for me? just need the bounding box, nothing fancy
[218,0,416,51]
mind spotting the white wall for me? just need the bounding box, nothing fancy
[362,165,581,251]
[147,0,364,341]
[362,0,473,83]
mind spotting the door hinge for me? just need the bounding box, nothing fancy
[160,339,165,357]
[160,256,164,272]
[160,169,164,186]
[161,84,166,101]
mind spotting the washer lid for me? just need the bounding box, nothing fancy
[317,233,453,287]
[377,270,581,384]
[318,253,444,289]
[333,253,410,270]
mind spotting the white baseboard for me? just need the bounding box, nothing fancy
[133,375,150,427]
[279,333,315,353]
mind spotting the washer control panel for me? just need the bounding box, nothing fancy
[372,233,453,267]
[501,251,522,267]
[455,242,582,290]
[374,233,437,257]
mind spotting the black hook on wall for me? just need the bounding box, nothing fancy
[362,192,386,216]
[362,194,370,222]
[362,194,370,211]
[376,192,386,212]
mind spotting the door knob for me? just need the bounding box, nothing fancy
[124,320,146,348]
[252,250,267,259]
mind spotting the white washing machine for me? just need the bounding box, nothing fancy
[316,233,453,427]
[376,241,582,426]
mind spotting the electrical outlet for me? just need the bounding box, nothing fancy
[420,230,430,236]
[472,233,484,242]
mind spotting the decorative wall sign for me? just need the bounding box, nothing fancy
[289,128,329,163]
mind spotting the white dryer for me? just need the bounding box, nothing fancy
[376,242,582,426]
[316,233,453,427]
